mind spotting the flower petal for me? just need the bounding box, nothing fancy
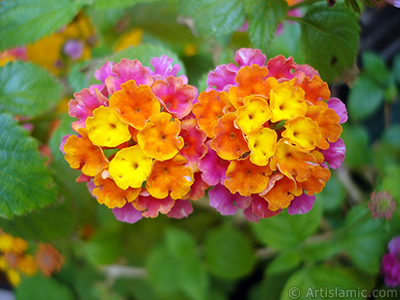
[193,90,232,138]
[199,141,230,186]
[86,106,131,147]
[146,155,193,199]
[271,138,317,182]
[211,113,249,160]
[109,80,160,130]
[225,157,272,196]
[179,119,207,172]
[327,97,348,124]
[63,128,109,177]
[68,88,108,131]
[247,127,277,166]
[282,116,321,150]
[235,95,272,134]
[108,145,153,190]
[93,175,141,208]
[166,199,193,219]
[137,112,184,161]
[270,79,307,122]
[112,202,143,224]
[132,195,175,218]
[287,193,316,215]
[297,75,330,105]
[320,138,346,169]
[151,76,195,119]
[262,175,296,210]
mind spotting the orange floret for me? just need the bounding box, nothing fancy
[262,175,296,211]
[109,80,161,130]
[17,254,37,276]
[235,95,272,134]
[137,112,184,161]
[298,76,331,105]
[211,113,249,160]
[228,65,278,108]
[225,157,272,196]
[270,138,318,182]
[86,106,131,147]
[93,175,141,208]
[64,128,109,177]
[146,155,194,199]
[297,165,331,195]
[108,145,153,190]
[35,244,64,277]
[269,79,307,122]
[193,90,232,138]
[247,127,277,166]
[282,116,321,150]
[306,106,342,150]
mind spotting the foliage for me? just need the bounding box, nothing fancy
[0,0,399,299]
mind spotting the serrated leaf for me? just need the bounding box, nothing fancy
[299,4,360,82]
[0,200,76,241]
[15,274,75,300]
[281,265,375,300]
[0,61,64,118]
[94,0,157,10]
[0,113,57,219]
[205,225,256,279]
[245,0,288,53]
[252,201,322,250]
[0,0,82,50]
[178,0,246,37]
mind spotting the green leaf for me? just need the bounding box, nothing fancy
[245,0,288,53]
[0,114,57,219]
[0,0,82,50]
[205,225,256,279]
[94,0,158,10]
[146,245,182,295]
[301,240,342,263]
[382,165,400,200]
[252,201,322,250]
[381,124,400,148]
[266,251,301,275]
[15,274,75,300]
[165,228,209,300]
[340,204,389,274]
[299,4,360,82]
[393,53,400,84]
[341,124,372,168]
[82,231,122,265]
[281,265,375,300]
[316,175,346,212]
[68,62,90,93]
[178,0,246,37]
[0,200,76,241]
[362,52,391,88]
[348,75,384,122]
[0,61,64,118]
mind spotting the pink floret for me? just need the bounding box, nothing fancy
[328,97,348,124]
[112,203,143,224]
[167,200,194,219]
[320,138,346,169]
[287,194,316,215]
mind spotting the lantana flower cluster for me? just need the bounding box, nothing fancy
[381,235,400,287]
[62,48,346,223]
[62,55,204,223]
[193,48,347,221]
[0,229,64,286]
